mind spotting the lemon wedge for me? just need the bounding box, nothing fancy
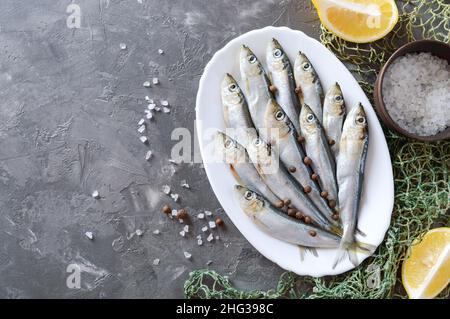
[312,0,399,43]
[402,227,450,299]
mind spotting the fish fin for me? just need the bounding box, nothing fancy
[298,246,305,261]
[333,241,376,269]
[306,247,318,257]
[356,227,366,237]
[355,241,376,254]
[332,244,348,269]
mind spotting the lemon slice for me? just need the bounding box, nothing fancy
[312,0,399,43]
[402,227,450,299]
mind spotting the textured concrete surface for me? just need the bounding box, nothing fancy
[0,0,320,298]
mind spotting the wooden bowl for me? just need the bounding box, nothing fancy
[374,40,450,142]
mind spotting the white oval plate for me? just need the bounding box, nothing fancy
[195,26,394,277]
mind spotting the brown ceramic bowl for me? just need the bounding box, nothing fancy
[374,40,450,142]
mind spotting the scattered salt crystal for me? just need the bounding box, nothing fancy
[162,185,171,194]
[119,43,127,50]
[92,190,100,199]
[215,236,220,240]
[135,229,143,236]
[168,159,178,164]
[143,81,151,88]
[145,150,153,161]
[179,219,184,223]
[383,52,450,136]
[139,136,148,144]
[196,235,202,239]
[205,210,212,216]
[201,226,208,232]
[206,260,212,266]
[162,107,170,114]
[154,106,161,112]
[171,209,178,217]
[148,103,156,110]
[138,118,145,126]
[153,258,160,265]
[160,100,169,107]
[153,229,160,235]
[179,230,185,237]
[152,77,159,85]
[180,180,190,189]
[183,251,191,259]
[145,96,151,101]
[146,112,153,119]
[197,239,203,246]
[170,193,179,202]
[138,125,146,134]
[197,213,205,219]
[183,225,189,233]
[158,49,164,55]
[209,221,216,229]
[207,233,214,242]
[85,231,94,240]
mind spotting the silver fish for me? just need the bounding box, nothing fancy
[214,131,280,205]
[294,52,324,121]
[300,104,339,209]
[323,83,346,157]
[240,45,272,135]
[264,98,340,224]
[234,185,340,248]
[266,38,301,133]
[246,135,342,236]
[334,103,375,267]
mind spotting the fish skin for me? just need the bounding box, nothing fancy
[234,185,340,248]
[300,104,339,209]
[246,135,342,235]
[266,38,301,133]
[333,103,374,267]
[323,83,346,157]
[214,131,280,205]
[294,52,324,121]
[221,73,257,146]
[240,45,273,135]
[264,98,340,225]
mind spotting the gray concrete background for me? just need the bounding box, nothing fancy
[0,0,320,298]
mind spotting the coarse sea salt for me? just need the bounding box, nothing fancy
[383,52,450,136]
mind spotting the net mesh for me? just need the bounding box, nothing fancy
[184,0,450,299]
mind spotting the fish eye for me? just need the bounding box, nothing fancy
[224,139,234,149]
[275,110,285,121]
[273,49,283,58]
[228,83,238,92]
[244,190,255,200]
[302,62,311,71]
[248,55,257,64]
[334,95,343,102]
[253,138,262,146]
[306,113,315,123]
[356,116,366,125]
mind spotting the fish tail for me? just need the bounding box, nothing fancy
[333,239,376,269]
[356,227,367,237]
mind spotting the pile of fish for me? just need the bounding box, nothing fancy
[215,38,374,267]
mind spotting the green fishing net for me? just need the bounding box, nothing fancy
[184,0,450,299]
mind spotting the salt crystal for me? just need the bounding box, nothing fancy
[179,219,184,224]
[179,230,185,237]
[171,209,178,216]
[170,193,179,202]
[148,103,156,110]
[139,136,148,144]
[197,239,203,246]
[92,190,100,199]
[143,81,151,88]
[154,106,161,112]
[153,229,160,235]
[197,213,205,219]
[85,231,94,240]
[146,112,153,119]
[145,150,153,161]
[201,226,208,232]
[160,100,169,107]
[119,43,127,50]
[168,159,178,164]
[206,260,212,266]
[207,233,214,242]
[135,229,143,236]
[158,49,164,55]
[162,107,170,114]
[152,77,159,85]
[183,251,191,259]
[209,221,216,229]
[205,210,212,216]
[162,185,171,194]
[180,180,190,189]
[215,236,220,240]
[138,118,145,126]
[153,258,160,265]
[183,225,189,233]
[196,235,202,239]
[138,125,146,134]
[145,96,151,101]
